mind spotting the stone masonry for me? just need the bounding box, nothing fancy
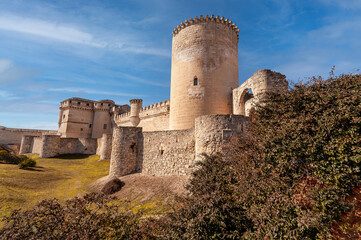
[17,15,288,177]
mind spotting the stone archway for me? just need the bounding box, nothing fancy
[239,88,254,116]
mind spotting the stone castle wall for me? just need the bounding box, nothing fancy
[58,98,129,139]
[141,128,195,176]
[20,134,97,157]
[98,133,112,160]
[109,114,250,177]
[195,114,249,161]
[0,126,57,146]
[32,136,43,154]
[40,135,61,158]
[109,126,142,177]
[233,69,288,116]
[115,100,170,131]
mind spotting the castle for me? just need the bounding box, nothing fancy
[11,15,288,176]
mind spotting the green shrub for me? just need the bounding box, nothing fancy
[152,154,252,239]
[145,73,361,239]
[0,151,22,164]
[18,158,36,169]
[0,193,144,239]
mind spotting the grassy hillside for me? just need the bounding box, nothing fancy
[0,154,109,218]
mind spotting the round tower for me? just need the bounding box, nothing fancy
[169,15,240,130]
[129,99,143,127]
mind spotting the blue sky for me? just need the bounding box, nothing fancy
[0,0,360,130]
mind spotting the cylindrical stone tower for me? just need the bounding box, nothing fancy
[169,15,240,130]
[129,99,143,127]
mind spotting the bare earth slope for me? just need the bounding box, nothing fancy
[90,173,189,203]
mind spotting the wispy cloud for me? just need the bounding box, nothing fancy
[48,87,144,97]
[308,20,361,46]
[276,19,361,81]
[115,72,169,87]
[256,0,296,31]
[0,15,105,47]
[0,14,169,57]
[0,59,38,83]
[319,0,361,9]
[0,90,19,100]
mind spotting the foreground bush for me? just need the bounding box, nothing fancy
[245,73,361,238]
[0,151,36,170]
[0,193,144,240]
[147,155,252,239]
[0,151,23,165]
[144,73,361,239]
[1,73,359,239]
[18,158,36,169]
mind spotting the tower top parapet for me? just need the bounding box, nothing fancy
[129,99,143,104]
[172,15,240,41]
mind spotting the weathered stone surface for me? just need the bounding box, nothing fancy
[169,18,239,130]
[19,135,34,154]
[115,100,170,132]
[17,15,290,179]
[0,127,56,146]
[39,135,60,158]
[99,133,112,160]
[20,135,97,157]
[58,97,129,139]
[109,126,142,177]
[233,69,288,116]
[195,114,250,161]
[141,129,195,176]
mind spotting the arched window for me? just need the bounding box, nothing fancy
[193,76,198,86]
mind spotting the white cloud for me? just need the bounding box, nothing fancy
[48,87,144,97]
[115,72,169,87]
[0,59,38,83]
[319,0,361,9]
[0,15,105,47]
[0,14,170,57]
[308,20,361,46]
[0,90,19,100]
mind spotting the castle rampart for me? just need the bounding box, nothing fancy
[109,126,142,177]
[108,114,250,176]
[172,15,240,40]
[39,135,60,158]
[15,14,290,179]
[98,133,113,160]
[0,126,57,146]
[20,134,97,157]
[115,100,170,132]
[141,128,195,175]
[194,114,249,161]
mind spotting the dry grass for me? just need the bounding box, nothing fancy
[1,154,189,225]
[0,154,109,219]
[91,173,189,215]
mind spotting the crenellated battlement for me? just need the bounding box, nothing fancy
[172,15,239,41]
[129,99,143,104]
[140,100,170,112]
[116,112,131,119]
[115,100,170,120]
[60,98,116,111]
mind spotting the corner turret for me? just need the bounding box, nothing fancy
[129,99,143,127]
